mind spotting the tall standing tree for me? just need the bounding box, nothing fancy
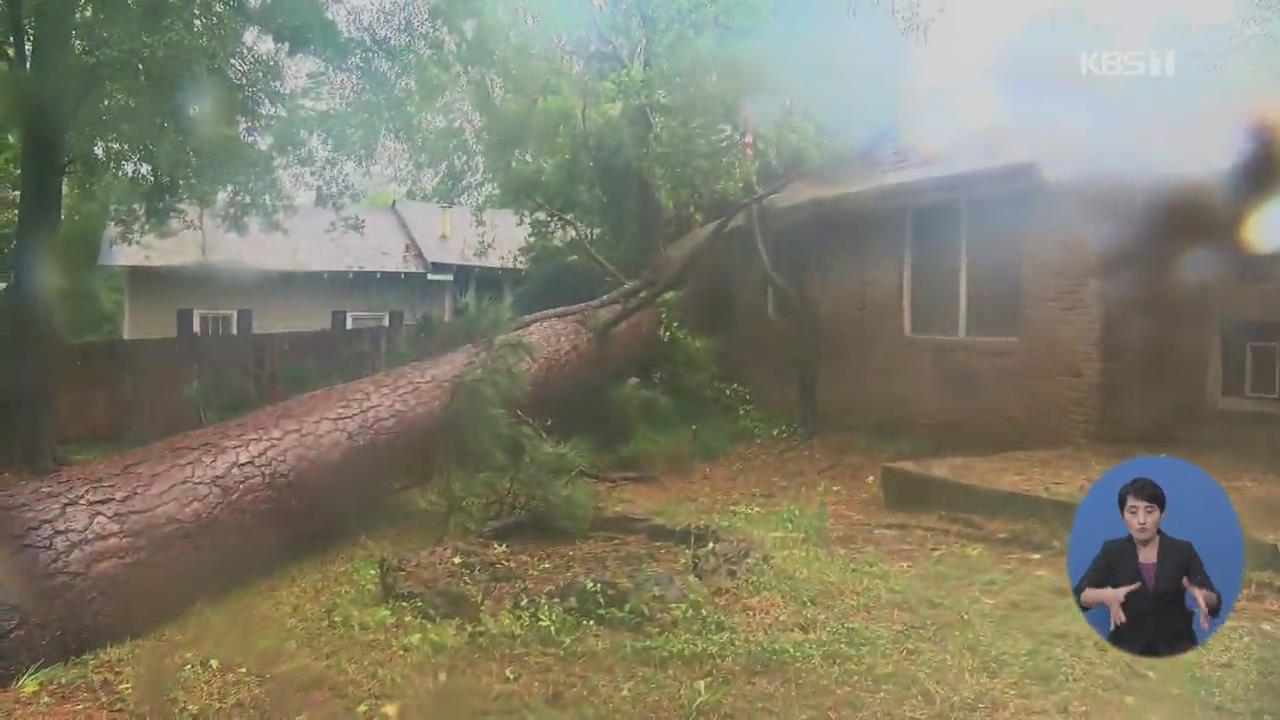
[0,0,378,471]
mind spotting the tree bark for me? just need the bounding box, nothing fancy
[0,307,658,682]
[7,0,73,473]
[0,123,816,676]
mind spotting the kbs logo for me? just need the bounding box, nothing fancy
[1079,50,1176,77]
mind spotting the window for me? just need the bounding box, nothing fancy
[195,310,236,336]
[1220,321,1280,402]
[904,193,1025,339]
[906,202,963,336]
[1245,342,1279,398]
[346,311,390,329]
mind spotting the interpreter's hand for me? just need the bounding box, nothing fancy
[1104,582,1143,632]
[1183,577,1215,632]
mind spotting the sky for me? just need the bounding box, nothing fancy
[332,0,1280,197]
[754,0,1280,180]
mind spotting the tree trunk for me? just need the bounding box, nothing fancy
[7,0,73,473]
[0,113,799,676]
[0,307,658,682]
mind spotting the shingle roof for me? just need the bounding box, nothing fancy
[98,200,529,273]
[767,155,1042,212]
[390,202,527,269]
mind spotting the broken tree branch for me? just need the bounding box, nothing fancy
[535,202,631,285]
[748,196,821,437]
[514,159,828,339]
[749,202,806,321]
[596,169,805,335]
[511,279,651,331]
[582,469,659,484]
[515,170,813,337]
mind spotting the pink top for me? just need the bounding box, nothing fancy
[1139,561,1157,591]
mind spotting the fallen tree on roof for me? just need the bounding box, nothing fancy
[0,172,802,682]
[0,306,659,682]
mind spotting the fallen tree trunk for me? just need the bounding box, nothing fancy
[0,156,803,680]
[0,307,658,681]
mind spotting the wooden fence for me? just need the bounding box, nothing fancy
[50,326,408,445]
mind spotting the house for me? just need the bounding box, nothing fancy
[683,129,1280,449]
[99,200,531,339]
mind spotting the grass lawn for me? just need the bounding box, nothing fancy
[3,437,1277,719]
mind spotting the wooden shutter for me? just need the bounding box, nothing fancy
[177,308,195,337]
[236,309,254,335]
[331,310,348,331]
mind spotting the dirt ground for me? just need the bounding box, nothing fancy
[2,433,1278,718]
[610,434,1059,551]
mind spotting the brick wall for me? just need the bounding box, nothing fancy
[701,180,1105,451]
[678,173,1274,448]
[1091,183,1231,440]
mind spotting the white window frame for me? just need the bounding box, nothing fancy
[902,195,1018,341]
[1244,341,1280,399]
[346,311,390,329]
[193,309,237,336]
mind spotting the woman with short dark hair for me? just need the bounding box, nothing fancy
[1072,477,1221,657]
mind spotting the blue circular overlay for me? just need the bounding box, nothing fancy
[1065,456,1245,648]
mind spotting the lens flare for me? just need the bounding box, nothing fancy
[1240,193,1280,255]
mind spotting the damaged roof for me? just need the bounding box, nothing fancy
[766,156,1043,213]
[98,200,530,274]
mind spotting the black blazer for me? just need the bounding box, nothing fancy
[1072,531,1221,657]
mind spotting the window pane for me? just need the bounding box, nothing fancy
[199,315,212,336]
[350,314,387,329]
[1247,344,1279,397]
[909,202,962,337]
[965,194,1026,338]
[1222,322,1280,399]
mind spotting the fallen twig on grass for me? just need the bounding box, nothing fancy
[582,469,660,484]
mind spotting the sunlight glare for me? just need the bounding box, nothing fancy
[1240,193,1280,255]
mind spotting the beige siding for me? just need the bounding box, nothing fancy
[123,267,450,339]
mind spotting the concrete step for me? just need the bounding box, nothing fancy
[880,460,1280,573]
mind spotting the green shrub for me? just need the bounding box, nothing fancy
[277,361,331,396]
[598,294,793,470]
[413,295,515,358]
[418,292,787,535]
[183,376,255,426]
[424,339,598,537]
